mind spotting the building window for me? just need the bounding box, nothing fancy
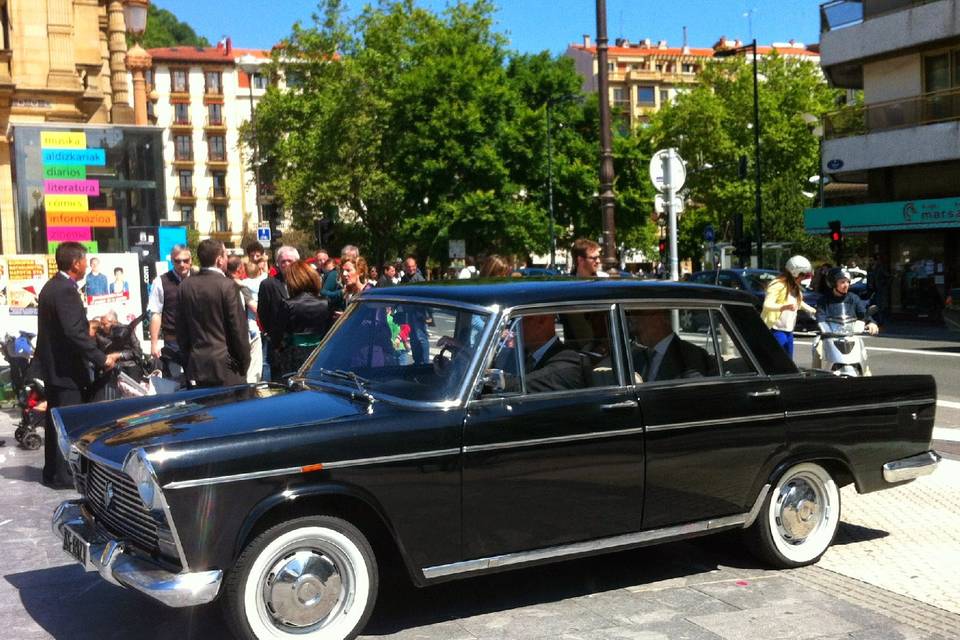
[682,63,696,74]
[181,205,194,224]
[174,103,190,124]
[145,68,155,88]
[252,72,268,90]
[212,171,227,197]
[214,205,228,232]
[607,62,614,73]
[178,170,193,195]
[659,89,670,105]
[172,69,188,93]
[207,103,223,125]
[637,86,656,104]
[174,135,192,160]
[208,135,226,161]
[205,71,222,95]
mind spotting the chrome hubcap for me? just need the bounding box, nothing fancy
[776,476,824,543]
[262,549,345,628]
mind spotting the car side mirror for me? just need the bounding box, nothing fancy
[481,368,506,394]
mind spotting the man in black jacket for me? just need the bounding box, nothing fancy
[37,242,120,487]
[628,310,714,382]
[521,314,589,393]
[258,245,299,382]
[176,239,251,388]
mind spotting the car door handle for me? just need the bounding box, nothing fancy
[748,389,780,398]
[601,400,639,411]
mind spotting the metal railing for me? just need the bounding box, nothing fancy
[821,0,941,32]
[173,187,196,200]
[204,115,225,127]
[208,187,230,200]
[174,150,194,161]
[823,87,960,138]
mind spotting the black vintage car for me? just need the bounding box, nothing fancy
[51,279,939,640]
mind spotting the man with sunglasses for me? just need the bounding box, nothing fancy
[147,245,194,379]
[571,238,609,278]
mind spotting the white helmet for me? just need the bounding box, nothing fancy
[784,255,812,279]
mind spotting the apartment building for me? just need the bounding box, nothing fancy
[148,40,270,248]
[808,0,960,316]
[565,35,820,127]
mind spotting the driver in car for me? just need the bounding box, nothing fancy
[815,267,879,335]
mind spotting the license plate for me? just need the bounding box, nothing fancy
[62,525,89,567]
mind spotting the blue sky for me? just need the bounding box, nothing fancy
[153,0,824,53]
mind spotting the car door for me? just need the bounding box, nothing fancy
[461,305,644,559]
[623,302,786,530]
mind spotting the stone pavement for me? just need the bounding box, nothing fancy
[1,408,958,640]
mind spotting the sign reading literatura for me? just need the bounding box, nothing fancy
[804,196,960,233]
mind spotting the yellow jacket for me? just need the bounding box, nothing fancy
[762,279,815,330]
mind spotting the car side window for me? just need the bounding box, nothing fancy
[624,307,720,384]
[705,310,759,377]
[482,310,618,396]
[718,273,741,289]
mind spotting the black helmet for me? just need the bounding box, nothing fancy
[826,267,850,290]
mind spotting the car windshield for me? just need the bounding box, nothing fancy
[745,272,776,292]
[301,300,490,403]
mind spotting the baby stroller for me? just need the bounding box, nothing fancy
[14,365,45,450]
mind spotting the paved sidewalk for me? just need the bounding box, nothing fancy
[1,408,958,639]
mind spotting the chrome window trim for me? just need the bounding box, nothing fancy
[463,426,647,454]
[786,399,932,418]
[646,413,783,433]
[421,483,770,580]
[162,448,461,490]
[351,294,498,316]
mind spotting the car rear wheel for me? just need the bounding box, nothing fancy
[747,462,840,568]
[223,515,378,640]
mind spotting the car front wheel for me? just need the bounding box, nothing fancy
[223,515,378,640]
[747,462,840,568]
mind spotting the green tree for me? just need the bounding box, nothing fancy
[139,4,210,49]
[648,54,841,266]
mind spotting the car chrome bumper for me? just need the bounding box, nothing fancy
[882,450,941,483]
[52,500,222,608]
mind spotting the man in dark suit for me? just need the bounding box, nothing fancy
[176,239,251,388]
[628,310,715,382]
[522,314,589,393]
[38,242,120,487]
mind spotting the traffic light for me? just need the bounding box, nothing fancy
[828,220,843,260]
[658,239,667,260]
[314,217,334,247]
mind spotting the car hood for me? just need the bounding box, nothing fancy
[56,384,366,466]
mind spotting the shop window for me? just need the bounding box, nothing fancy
[172,69,189,93]
[637,86,656,104]
[174,135,192,161]
[208,135,226,161]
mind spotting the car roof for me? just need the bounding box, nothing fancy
[363,278,758,309]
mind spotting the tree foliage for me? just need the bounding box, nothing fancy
[253,0,656,265]
[139,4,210,49]
[648,55,841,266]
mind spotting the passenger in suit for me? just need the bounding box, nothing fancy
[176,239,251,388]
[521,314,590,393]
[37,242,120,487]
[628,310,715,382]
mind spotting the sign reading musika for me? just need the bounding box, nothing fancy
[40,130,116,251]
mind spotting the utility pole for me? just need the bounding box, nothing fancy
[595,0,618,274]
[664,149,679,281]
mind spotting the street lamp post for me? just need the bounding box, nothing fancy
[546,101,557,269]
[595,0,619,274]
[123,0,151,126]
[237,55,263,226]
[716,39,763,267]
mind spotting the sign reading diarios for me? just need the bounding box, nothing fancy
[43,165,86,180]
[46,210,116,227]
[44,194,88,212]
[40,131,87,149]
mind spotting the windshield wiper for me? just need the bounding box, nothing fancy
[317,368,376,414]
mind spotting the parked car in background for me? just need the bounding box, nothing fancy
[514,267,562,277]
[51,279,939,640]
[687,269,779,307]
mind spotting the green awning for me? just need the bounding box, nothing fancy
[804,196,960,233]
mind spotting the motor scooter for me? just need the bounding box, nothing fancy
[811,305,878,377]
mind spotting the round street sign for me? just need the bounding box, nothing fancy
[649,148,686,193]
[704,224,715,243]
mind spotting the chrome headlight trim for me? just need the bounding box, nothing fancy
[123,447,191,571]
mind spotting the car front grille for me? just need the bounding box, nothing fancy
[83,459,160,555]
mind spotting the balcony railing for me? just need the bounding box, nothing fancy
[171,115,192,128]
[207,151,227,163]
[174,150,194,162]
[820,0,941,32]
[208,187,230,201]
[174,187,197,201]
[823,87,960,139]
[205,115,226,128]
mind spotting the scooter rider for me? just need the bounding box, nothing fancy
[815,267,879,334]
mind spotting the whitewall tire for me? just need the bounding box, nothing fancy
[224,516,378,640]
